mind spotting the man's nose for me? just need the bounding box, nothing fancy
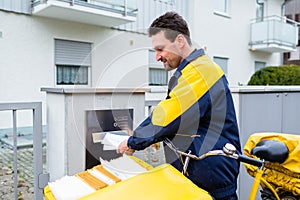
[156,53,162,62]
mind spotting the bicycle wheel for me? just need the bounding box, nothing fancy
[260,188,277,200]
[279,192,298,200]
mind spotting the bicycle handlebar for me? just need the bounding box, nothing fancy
[237,154,263,167]
[165,141,263,168]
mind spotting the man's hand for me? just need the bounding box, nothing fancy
[117,139,135,155]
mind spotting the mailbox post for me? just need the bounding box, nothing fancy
[42,87,148,181]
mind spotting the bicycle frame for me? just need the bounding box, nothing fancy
[249,166,280,200]
[164,140,281,200]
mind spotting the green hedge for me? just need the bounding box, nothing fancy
[248,65,300,85]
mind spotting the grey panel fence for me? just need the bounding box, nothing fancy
[0,102,49,200]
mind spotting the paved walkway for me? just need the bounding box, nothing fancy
[0,144,46,200]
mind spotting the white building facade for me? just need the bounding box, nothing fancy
[1,1,299,199]
[0,0,298,127]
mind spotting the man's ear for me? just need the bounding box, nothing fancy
[176,34,185,48]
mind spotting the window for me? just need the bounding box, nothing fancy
[286,14,293,21]
[55,39,91,85]
[149,68,168,86]
[56,65,88,85]
[256,3,264,21]
[148,50,167,86]
[254,61,266,72]
[213,0,230,16]
[289,46,300,60]
[157,0,174,4]
[213,56,228,75]
[295,14,300,22]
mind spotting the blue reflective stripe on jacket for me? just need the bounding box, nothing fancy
[128,49,241,199]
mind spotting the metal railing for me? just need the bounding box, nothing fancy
[32,0,138,17]
[249,15,299,48]
[0,102,49,200]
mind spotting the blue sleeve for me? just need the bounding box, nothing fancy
[127,114,181,150]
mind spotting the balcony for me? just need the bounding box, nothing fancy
[31,0,137,27]
[249,15,299,53]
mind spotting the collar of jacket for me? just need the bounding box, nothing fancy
[175,48,205,74]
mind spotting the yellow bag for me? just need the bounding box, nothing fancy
[79,164,212,200]
[243,132,300,195]
[45,156,212,200]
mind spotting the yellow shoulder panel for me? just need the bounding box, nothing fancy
[152,55,224,126]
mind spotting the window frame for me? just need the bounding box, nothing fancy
[213,0,231,18]
[254,61,266,72]
[148,50,168,86]
[54,39,92,87]
[213,56,229,76]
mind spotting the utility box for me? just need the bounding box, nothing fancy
[231,86,300,199]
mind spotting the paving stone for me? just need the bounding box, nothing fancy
[1,193,15,200]
[27,187,34,194]
[18,187,30,194]
[0,145,46,200]
[19,193,34,200]
[0,186,13,194]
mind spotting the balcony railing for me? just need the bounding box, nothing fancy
[31,0,137,27]
[249,15,299,53]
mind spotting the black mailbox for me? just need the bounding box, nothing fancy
[85,109,133,169]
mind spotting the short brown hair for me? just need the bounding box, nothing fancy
[148,12,191,45]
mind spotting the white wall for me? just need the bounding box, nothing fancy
[189,0,284,86]
[0,11,150,128]
[0,0,287,128]
[92,32,151,88]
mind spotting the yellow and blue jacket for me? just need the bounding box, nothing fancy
[128,49,241,199]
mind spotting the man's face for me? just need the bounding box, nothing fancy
[151,31,182,71]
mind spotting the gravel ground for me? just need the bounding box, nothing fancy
[0,145,46,200]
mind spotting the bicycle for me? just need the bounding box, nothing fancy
[164,132,300,200]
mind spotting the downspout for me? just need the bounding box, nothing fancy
[281,0,287,65]
[256,0,264,21]
[280,0,296,66]
[124,0,127,16]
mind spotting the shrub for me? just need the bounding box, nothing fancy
[247,65,300,85]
